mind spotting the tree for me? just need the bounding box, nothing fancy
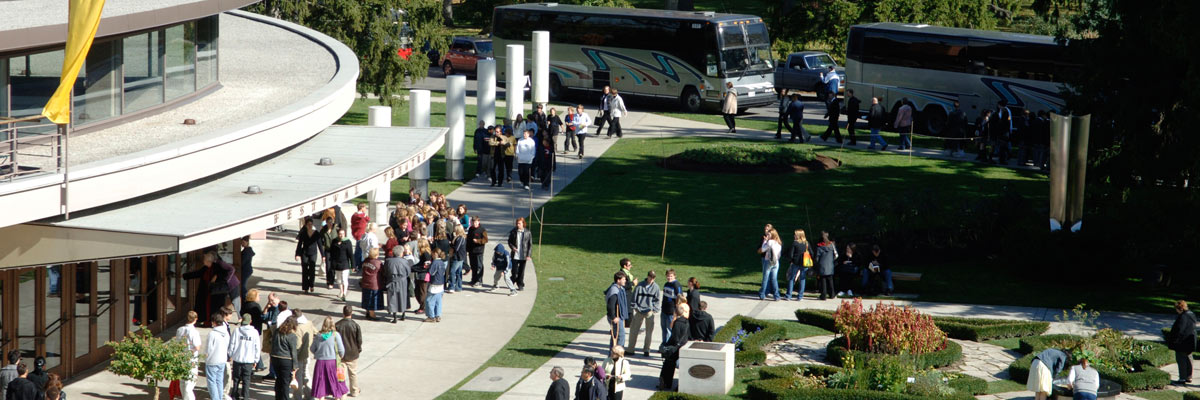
[106,329,193,400]
[246,0,450,107]
[443,0,454,26]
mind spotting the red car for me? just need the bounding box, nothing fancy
[441,37,493,77]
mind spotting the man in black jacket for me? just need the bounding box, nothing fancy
[467,218,487,287]
[4,363,39,400]
[473,121,491,178]
[508,218,533,290]
[545,366,569,400]
[867,97,888,150]
[844,90,861,146]
[689,301,715,342]
[1170,300,1196,384]
[821,93,843,144]
[606,272,629,356]
[945,101,968,157]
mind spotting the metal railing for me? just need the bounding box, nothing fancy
[0,115,66,182]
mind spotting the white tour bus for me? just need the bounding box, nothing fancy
[492,3,776,113]
[845,22,1078,134]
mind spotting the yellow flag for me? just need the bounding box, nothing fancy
[41,0,106,125]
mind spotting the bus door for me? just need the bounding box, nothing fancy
[593,71,610,91]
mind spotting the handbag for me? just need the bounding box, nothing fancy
[336,361,347,382]
[802,250,814,267]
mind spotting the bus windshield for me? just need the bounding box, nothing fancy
[721,22,772,74]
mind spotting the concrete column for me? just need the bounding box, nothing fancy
[506,44,525,122]
[1047,113,1070,231]
[409,89,431,199]
[1065,114,1091,231]
[367,106,392,222]
[532,31,550,104]
[446,74,466,181]
[477,59,496,128]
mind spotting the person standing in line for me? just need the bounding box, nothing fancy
[974,109,995,163]
[628,270,660,357]
[358,224,381,274]
[721,82,738,133]
[270,316,299,400]
[466,218,487,287]
[350,203,370,267]
[1169,300,1196,385]
[616,259,637,319]
[532,103,548,139]
[239,236,255,299]
[660,269,681,347]
[331,228,355,300]
[867,97,888,150]
[685,277,701,315]
[993,100,1014,164]
[335,306,362,397]
[603,346,632,400]
[540,135,556,190]
[295,218,325,294]
[491,243,519,296]
[814,231,838,301]
[489,123,507,187]
[448,225,467,293]
[594,86,612,136]
[573,105,591,159]
[547,107,562,154]
[204,312,231,400]
[945,101,968,157]
[775,89,792,139]
[26,358,47,393]
[575,367,608,400]
[508,218,533,291]
[606,88,627,138]
[689,301,715,342]
[412,240,433,314]
[894,98,914,150]
[784,229,810,301]
[787,94,807,143]
[606,272,630,353]
[474,121,490,178]
[844,89,861,146]
[562,107,577,154]
[359,248,384,321]
[516,129,537,190]
[546,366,569,400]
[383,245,412,323]
[292,310,316,400]
[821,92,843,143]
[230,313,261,400]
[174,311,202,400]
[657,303,691,391]
[3,363,37,400]
[425,249,448,322]
[309,317,348,400]
[758,228,782,301]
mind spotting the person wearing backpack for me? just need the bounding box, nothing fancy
[784,229,811,301]
[757,228,782,301]
[491,243,518,296]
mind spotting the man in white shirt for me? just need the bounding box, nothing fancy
[204,312,231,400]
[606,89,628,139]
[515,129,537,190]
[572,104,591,160]
[175,311,202,400]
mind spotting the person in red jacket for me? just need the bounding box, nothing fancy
[351,202,370,267]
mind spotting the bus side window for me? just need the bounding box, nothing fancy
[706,53,719,77]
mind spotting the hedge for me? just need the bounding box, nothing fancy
[758,364,844,380]
[712,315,787,367]
[1185,392,1200,400]
[826,338,963,369]
[947,375,988,395]
[794,309,1048,342]
[647,392,709,400]
[746,378,975,400]
[1009,335,1172,392]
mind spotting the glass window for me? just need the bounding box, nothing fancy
[806,55,837,69]
[95,260,111,345]
[720,48,748,73]
[1,58,8,118]
[165,23,196,100]
[197,15,218,88]
[17,270,35,369]
[73,263,92,358]
[862,31,967,73]
[123,30,163,113]
[44,266,62,371]
[73,39,121,124]
[720,25,744,47]
[744,23,769,46]
[9,50,63,118]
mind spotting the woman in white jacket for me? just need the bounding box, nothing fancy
[603,345,632,400]
[515,130,537,190]
[572,104,592,159]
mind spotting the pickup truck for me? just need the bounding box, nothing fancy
[774,51,845,98]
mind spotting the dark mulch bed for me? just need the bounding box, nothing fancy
[659,154,841,174]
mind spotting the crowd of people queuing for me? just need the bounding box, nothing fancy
[0,352,66,400]
[757,224,894,301]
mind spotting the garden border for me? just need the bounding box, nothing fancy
[711,315,787,366]
[795,309,1049,341]
[1006,334,1172,392]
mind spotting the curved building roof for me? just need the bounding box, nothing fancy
[0,0,256,53]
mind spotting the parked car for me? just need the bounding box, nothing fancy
[774,51,845,98]
[441,37,493,76]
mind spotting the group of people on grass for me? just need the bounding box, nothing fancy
[758,225,894,302]
[472,87,628,190]
[0,351,65,400]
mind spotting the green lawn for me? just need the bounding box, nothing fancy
[985,379,1027,395]
[655,110,953,151]
[436,135,1043,399]
[1137,390,1187,400]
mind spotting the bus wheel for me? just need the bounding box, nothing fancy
[922,105,947,136]
[681,87,702,113]
[549,74,565,101]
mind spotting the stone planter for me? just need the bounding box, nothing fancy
[679,341,735,395]
[1051,378,1122,400]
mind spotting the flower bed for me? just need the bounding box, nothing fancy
[1007,332,1172,392]
[745,362,981,400]
[795,309,1048,341]
[712,315,786,366]
[834,299,948,356]
[674,144,816,167]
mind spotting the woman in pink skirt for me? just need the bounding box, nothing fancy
[309,316,348,399]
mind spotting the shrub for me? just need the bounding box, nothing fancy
[107,329,194,400]
[1185,392,1200,400]
[833,299,948,356]
[747,378,976,400]
[827,338,964,369]
[674,144,816,167]
[796,309,1048,341]
[1010,333,1172,392]
[946,374,988,395]
[713,315,786,366]
[758,364,843,380]
[647,392,709,400]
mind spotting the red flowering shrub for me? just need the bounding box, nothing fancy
[833,298,947,355]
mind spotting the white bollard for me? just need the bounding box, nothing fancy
[477,59,497,129]
[367,106,392,222]
[532,31,550,104]
[409,90,431,199]
[446,74,466,181]
[506,44,525,122]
